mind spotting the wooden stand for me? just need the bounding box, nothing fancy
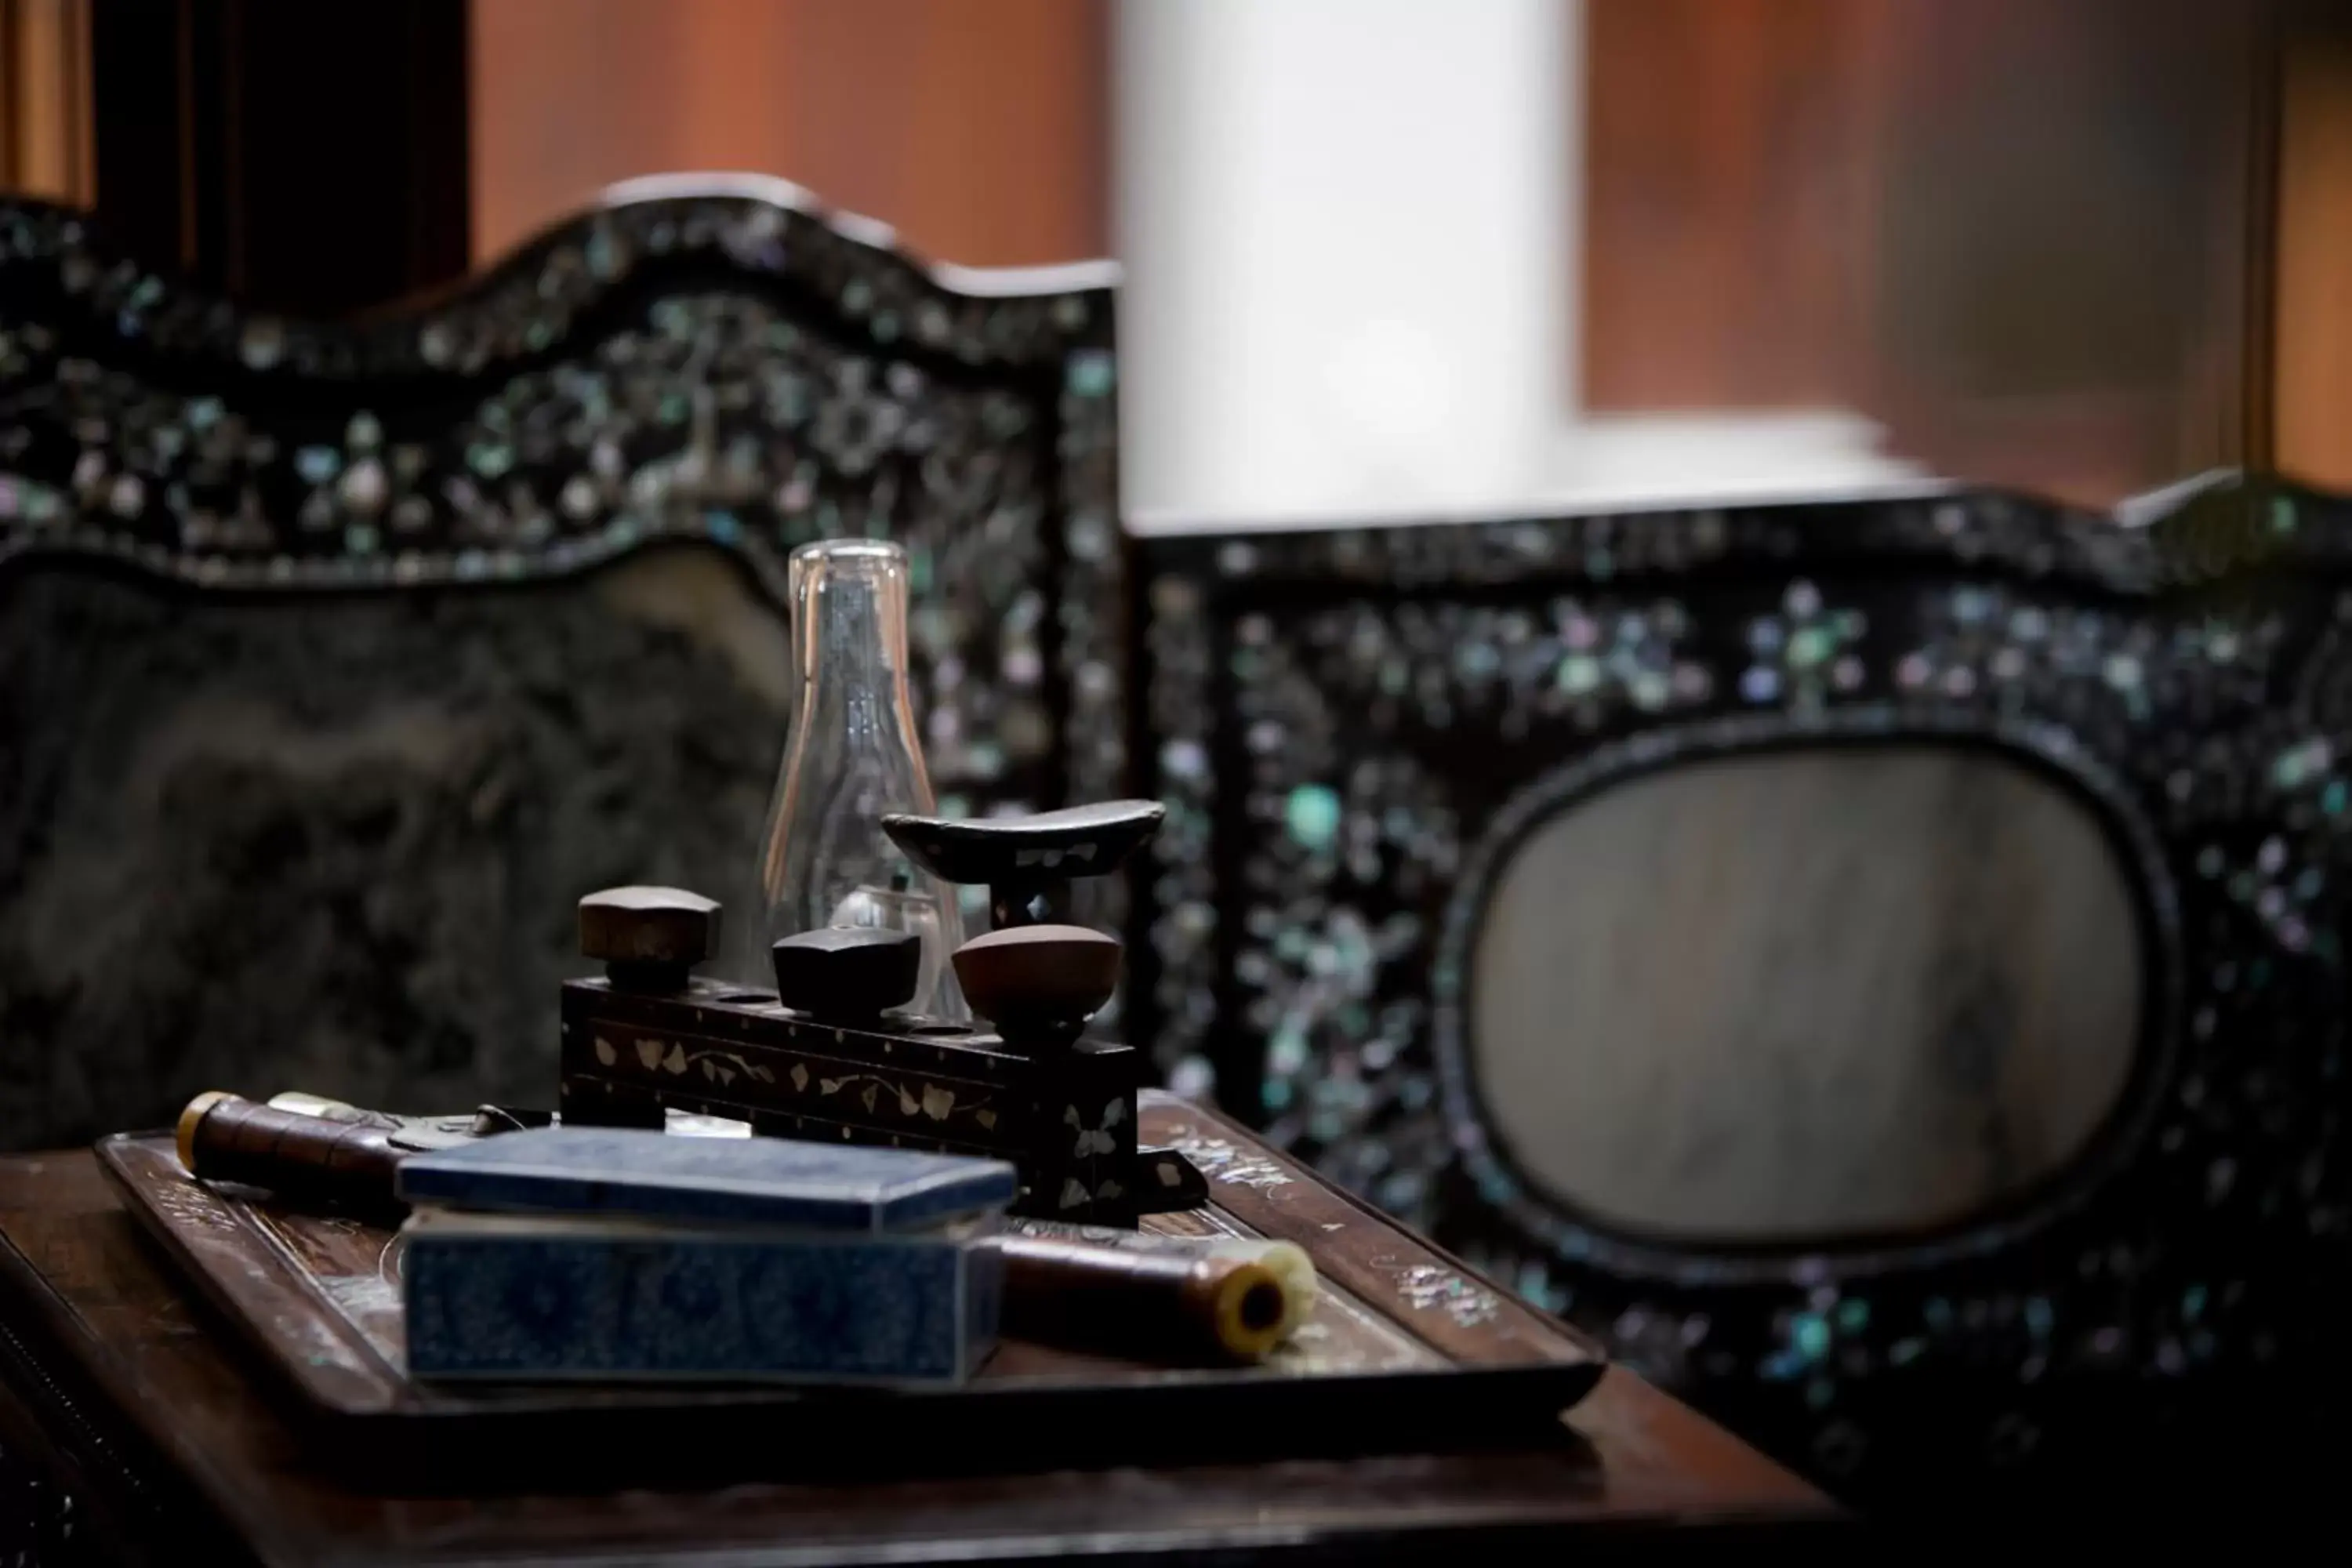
[558,978,1153,1225]
[558,800,1189,1226]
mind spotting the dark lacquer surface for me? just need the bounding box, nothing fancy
[85,1097,1599,1487]
[0,1120,1831,1566]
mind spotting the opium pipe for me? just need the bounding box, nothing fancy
[177,1092,410,1215]
[989,1232,1291,1365]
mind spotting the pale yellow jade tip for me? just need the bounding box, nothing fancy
[176,1091,233,1174]
[1209,1259,1290,1362]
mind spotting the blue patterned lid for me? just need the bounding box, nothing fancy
[395,1127,1017,1232]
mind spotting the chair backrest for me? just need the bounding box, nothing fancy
[1129,481,2352,1507]
[0,176,1121,1149]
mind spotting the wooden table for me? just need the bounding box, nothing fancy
[0,1147,1835,1566]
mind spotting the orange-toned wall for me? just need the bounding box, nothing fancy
[2277,16,2352,491]
[1583,0,2267,505]
[469,0,1107,269]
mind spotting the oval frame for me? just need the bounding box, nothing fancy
[1429,703,2184,1287]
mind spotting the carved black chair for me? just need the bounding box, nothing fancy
[0,176,1121,1151]
[1129,481,2352,1512]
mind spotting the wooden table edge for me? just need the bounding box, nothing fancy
[0,1144,1838,1565]
[0,1181,318,1566]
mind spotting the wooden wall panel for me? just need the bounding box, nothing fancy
[470,0,1107,268]
[1584,0,2261,507]
[2276,5,2352,491]
[1581,0,1889,413]
[80,0,470,316]
[1,0,93,204]
[1864,0,2258,506]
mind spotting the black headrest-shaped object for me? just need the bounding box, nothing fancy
[882,800,1166,930]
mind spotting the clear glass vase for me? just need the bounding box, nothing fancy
[756,539,968,1019]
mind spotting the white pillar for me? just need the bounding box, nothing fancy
[1116,0,1574,528]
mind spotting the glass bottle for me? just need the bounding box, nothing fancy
[757,539,968,1019]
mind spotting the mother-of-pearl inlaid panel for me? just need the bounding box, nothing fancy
[0,184,1123,1150]
[1470,746,2142,1243]
[1133,486,2352,1500]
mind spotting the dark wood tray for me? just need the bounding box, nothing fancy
[95,1092,1602,1492]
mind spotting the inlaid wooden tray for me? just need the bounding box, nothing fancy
[95,1092,1602,1491]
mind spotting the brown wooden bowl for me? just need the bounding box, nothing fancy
[951,924,1121,1043]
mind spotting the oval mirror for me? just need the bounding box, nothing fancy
[1468,745,2142,1244]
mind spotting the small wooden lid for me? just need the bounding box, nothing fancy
[578,886,721,965]
[770,926,921,1018]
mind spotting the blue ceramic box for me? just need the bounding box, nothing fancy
[397,1129,1015,1384]
[394,1126,1018,1232]
[401,1210,1004,1385]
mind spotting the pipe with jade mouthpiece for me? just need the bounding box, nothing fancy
[177,1091,413,1214]
[177,1092,494,1215]
[989,1232,1300,1364]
